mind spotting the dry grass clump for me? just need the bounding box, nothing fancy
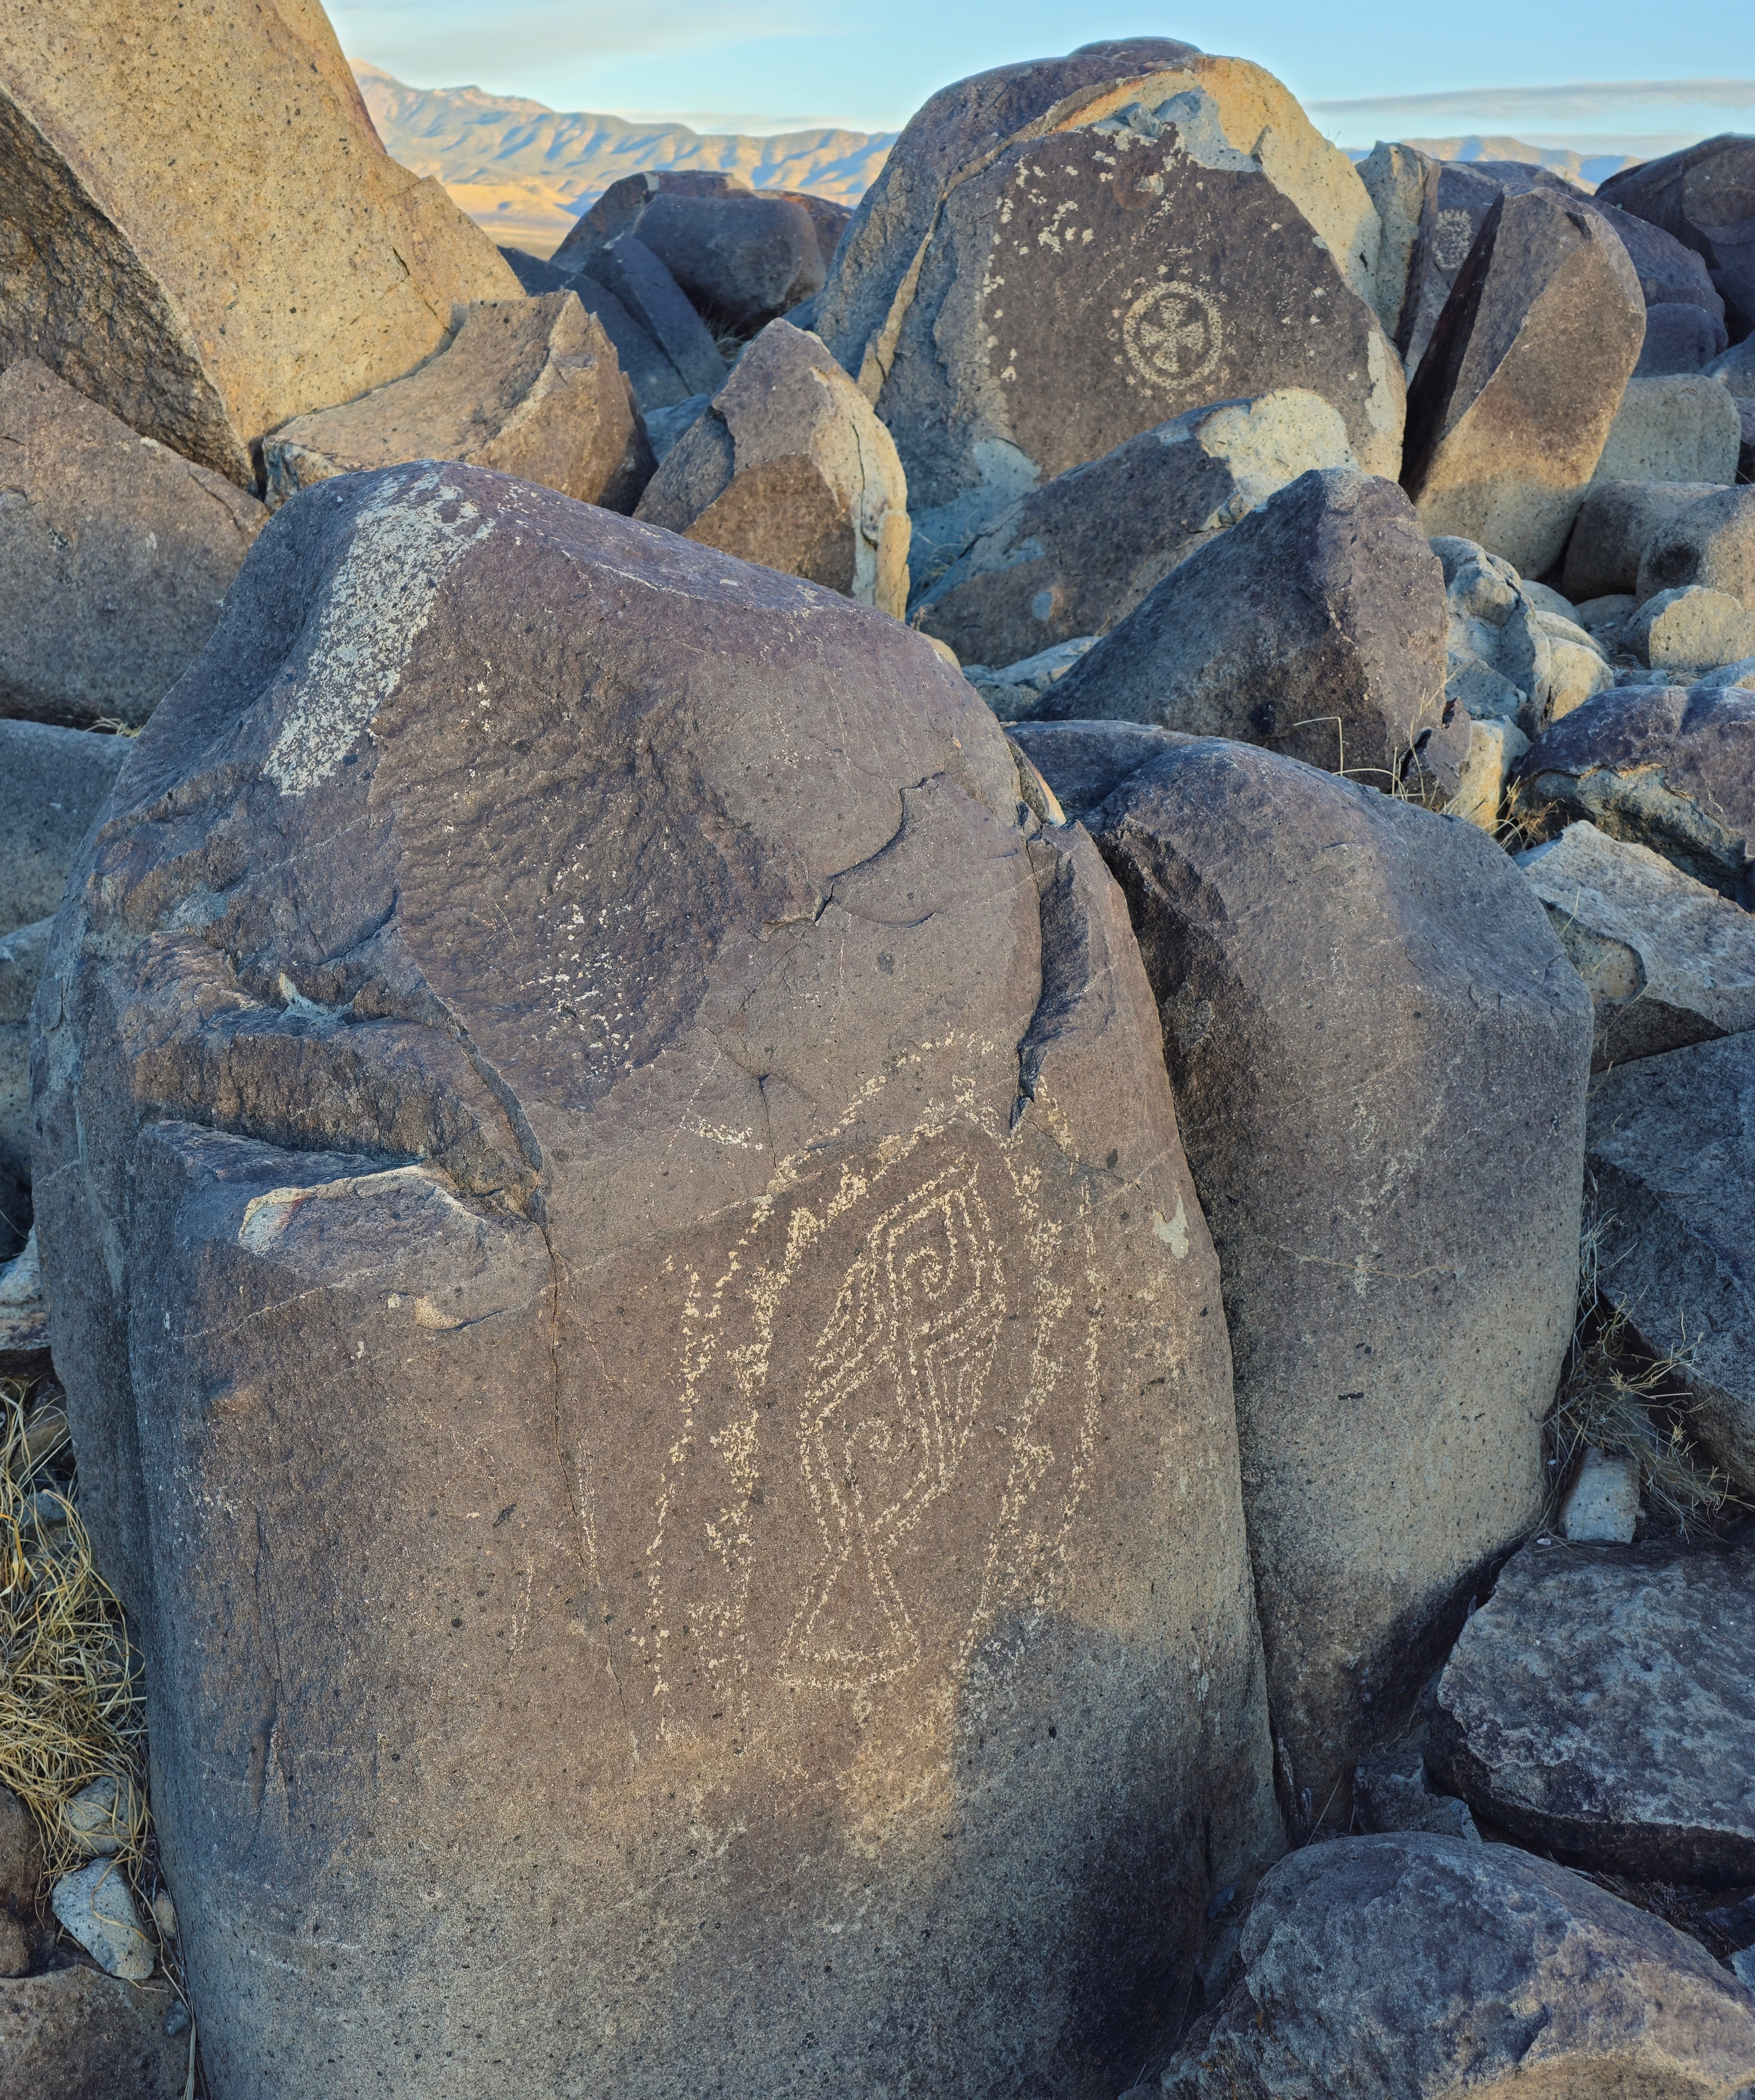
[1542,1220,1733,1537]
[0,1377,149,1880]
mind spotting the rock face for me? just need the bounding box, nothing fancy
[1628,585,1755,671]
[0,1967,187,2100]
[1030,469,1465,797]
[1561,479,1728,602]
[1594,373,1743,485]
[1597,135,1755,332]
[634,189,829,328]
[912,390,1357,669]
[0,0,520,488]
[1636,483,1755,604]
[0,720,133,932]
[635,319,909,613]
[577,234,729,399]
[816,44,1399,577]
[1402,187,1647,576]
[0,361,266,730]
[33,461,1283,2097]
[0,918,49,1257]
[1519,821,1755,1068]
[1088,740,1590,1824]
[1009,720,1195,825]
[1430,1541,1755,1883]
[1635,301,1730,376]
[1586,1031,1755,1485]
[260,293,652,513]
[1159,1832,1755,2100]
[1516,684,1755,902]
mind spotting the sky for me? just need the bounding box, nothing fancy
[325,0,1755,140]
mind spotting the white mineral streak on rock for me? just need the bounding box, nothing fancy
[265,474,494,796]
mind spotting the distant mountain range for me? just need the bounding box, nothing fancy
[1363,135,1645,190]
[353,65,895,257]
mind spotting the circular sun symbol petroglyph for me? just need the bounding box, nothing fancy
[1122,281,1223,392]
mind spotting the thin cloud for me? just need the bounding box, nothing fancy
[329,0,843,73]
[1310,79,1755,124]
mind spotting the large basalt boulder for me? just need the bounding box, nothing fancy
[1634,300,1730,376]
[578,234,728,398]
[635,319,909,613]
[0,0,519,487]
[1519,821,1755,1068]
[1159,1832,1755,2100]
[504,246,701,413]
[1355,140,1430,344]
[1585,1030,1755,1486]
[1401,187,1647,576]
[0,361,266,730]
[1636,482,1755,603]
[0,720,133,931]
[634,190,828,329]
[913,390,1356,669]
[0,1967,189,2100]
[1561,479,1728,601]
[1594,373,1743,485]
[1088,740,1590,1825]
[551,169,752,273]
[1597,135,1755,333]
[1515,684,1755,901]
[32,461,1282,2097]
[1429,1541,1755,1883]
[1009,720,1195,825]
[1029,469,1466,796]
[260,293,653,513]
[816,44,1398,579]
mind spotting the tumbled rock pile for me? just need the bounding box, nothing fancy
[2,7,1754,2098]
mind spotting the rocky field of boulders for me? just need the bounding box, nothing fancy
[0,10,1753,2099]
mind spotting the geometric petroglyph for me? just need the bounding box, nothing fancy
[1123,281,1223,392]
[1432,208,1477,275]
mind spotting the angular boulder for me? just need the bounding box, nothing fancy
[1402,187,1646,575]
[1089,740,1590,1823]
[1030,469,1466,797]
[1586,1031,1755,1485]
[1597,135,1755,332]
[633,190,828,329]
[0,719,133,930]
[912,390,1357,669]
[1516,684,1755,901]
[1637,482,1755,604]
[817,44,1398,575]
[1711,336,1755,396]
[635,319,909,613]
[1634,300,1730,376]
[33,461,1282,2097]
[1009,719,1195,826]
[1355,139,1430,344]
[0,0,519,487]
[0,1967,187,2100]
[1429,1541,1755,1882]
[1561,479,1728,601]
[1627,584,1755,670]
[1519,820,1755,1068]
[0,919,49,1257]
[0,361,266,730]
[1161,1832,1755,2100]
[577,233,728,398]
[260,293,652,513]
[1437,535,1610,740]
[551,168,754,273]
[1594,373,1743,485]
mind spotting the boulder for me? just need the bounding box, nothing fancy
[0,919,50,1256]
[0,361,266,730]
[1089,739,1590,1824]
[550,169,755,274]
[1597,135,1755,333]
[51,1861,155,1981]
[1449,718,1529,830]
[33,460,1283,2096]
[260,293,652,513]
[1519,820,1755,1067]
[1634,300,1730,376]
[816,45,1398,578]
[1586,1031,1755,1485]
[0,1967,187,2100]
[1401,187,1647,576]
[1009,719,1196,825]
[1160,1832,1755,2100]
[1355,140,1430,343]
[0,719,133,929]
[1711,337,1755,396]
[1626,584,1755,669]
[634,319,909,613]
[633,190,828,330]
[1352,1738,1480,1842]
[1436,536,1610,739]
[962,636,1098,716]
[1594,374,1742,485]
[1591,198,1730,317]
[0,1228,49,1371]
[1516,684,1755,901]
[1561,479,1728,601]
[1430,1540,1755,1882]
[912,390,1357,668]
[0,0,519,487]
[578,234,728,398]
[1637,482,1755,604]
[1030,469,1466,797]
[498,244,707,411]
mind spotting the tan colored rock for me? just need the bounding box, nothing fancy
[1628,584,1755,669]
[1594,374,1742,485]
[0,0,521,487]
[262,293,652,513]
[1356,140,1431,343]
[1561,479,1726,601]
[1402,188,1646,575]
[0,360,266,729]
[1449,717,1529,829]
[1636,484,1755,606]
[636,318,908,612]
[0,1966,186,2100]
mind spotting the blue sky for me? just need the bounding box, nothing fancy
[326,0,1755,139]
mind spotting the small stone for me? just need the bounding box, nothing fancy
[1560,1447,1641,1542]
[151,1890,177,1941]
[60,1774,139,1860]
[163,1997,191,2036]
[1595,374,1743,486]
[51,1860,155,1981]
[1627,584,1755,670]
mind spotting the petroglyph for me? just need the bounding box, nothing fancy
[1124,282,1223,391]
